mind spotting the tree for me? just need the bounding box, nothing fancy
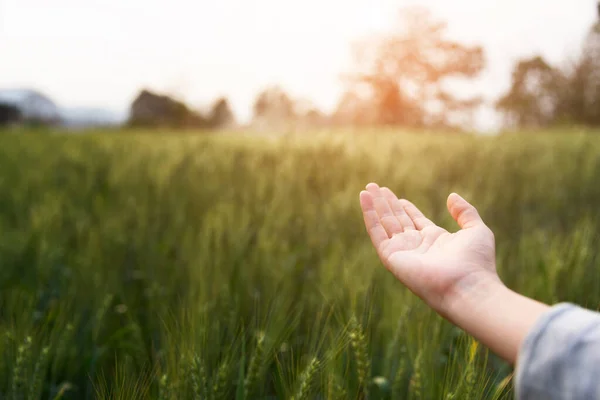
[348,6,485,128]
[332,90,375,126]
[208,97,235,128]
[253,86,295,122]
[251,86,298,132]
[565,21,600,125]
[496,56,565,128]
[497,5,600,129]
[498,49,600,129]
[128,89,208,129]
[292,98,328,129]
[301,108,327,127]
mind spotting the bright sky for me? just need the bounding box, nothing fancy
[0,0,597,130]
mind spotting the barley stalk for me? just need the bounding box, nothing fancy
[52,382,73,400]
[190,355,208,400]
[326,373,334,400]
[292,357,320,400]
[408,351,423,400]
[349,317,370,396]
[326,373,347,400]
[29,346,50,400]
[464,340,479,400]
[392,355,406,399]
[211,359,229,400]
[11,336,32,400]
[158,374,170,400]
[244,331,266,398]
[492,373,513,400]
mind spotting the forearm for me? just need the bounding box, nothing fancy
[441,278,550,364]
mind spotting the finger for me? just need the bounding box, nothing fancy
[360,190,389,248]
[447,193,484,229]
[381,187,416,230]
[366,183,403,236]
[398,199,435,230]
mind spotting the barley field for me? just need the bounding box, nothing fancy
[0,128,599,399]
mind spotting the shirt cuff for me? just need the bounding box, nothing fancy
[515,303,600,400]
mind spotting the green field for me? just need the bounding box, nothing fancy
[1,129,599,399]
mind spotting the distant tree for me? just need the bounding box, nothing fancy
[564,21,600,125]
[292,98,329,129]
[430,90,483,130]
[362,77,424,126]
[251,86,299,132]
[332,90,375,126]
[302,107,327,127]
[496,56,565,128]
[253,86,296,122]
[0,103,22,126]
[129,89,208,129]
[497,5,600,129]
[348,6,485,128]
[208,97,235,128]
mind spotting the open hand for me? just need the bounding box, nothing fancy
[359,183,500,315]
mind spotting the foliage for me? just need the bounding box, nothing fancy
[253,86,297,127]
[128,89,209,129]
[562,22,600,126]
[343,6,485,129]
[496,56,565,128]
[1,129,600,398]
[498,14,600,129]
[208,98,236,129]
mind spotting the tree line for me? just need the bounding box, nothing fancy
[497,16,600,129]
[129,7,488,131]
[3,5,597,132]
[135,5,599,132]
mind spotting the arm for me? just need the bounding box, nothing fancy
[358,183,548,365]
[448,283,600,398]
[359,183,600,399]
[442,278,549,365]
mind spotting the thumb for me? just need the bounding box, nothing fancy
[447,193,484,229]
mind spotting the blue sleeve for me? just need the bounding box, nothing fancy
[516,303,600,399]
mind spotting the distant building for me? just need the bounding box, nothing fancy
[0,89,61,125]
[0,103,22,126]
[0,88,126,130]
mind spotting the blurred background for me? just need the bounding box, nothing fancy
[1,0,598,134]
[2,2,600,399]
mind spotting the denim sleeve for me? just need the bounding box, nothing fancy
[515,303,600,400]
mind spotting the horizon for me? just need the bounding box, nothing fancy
[0,0,597,132]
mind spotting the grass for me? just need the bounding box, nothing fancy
[0,128,599,399]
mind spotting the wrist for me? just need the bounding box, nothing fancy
[439,270,506,323]
[439,272,550,364]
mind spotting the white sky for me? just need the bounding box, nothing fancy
[0,0,597,130]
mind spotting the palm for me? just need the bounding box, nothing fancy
[360,184,496,310]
